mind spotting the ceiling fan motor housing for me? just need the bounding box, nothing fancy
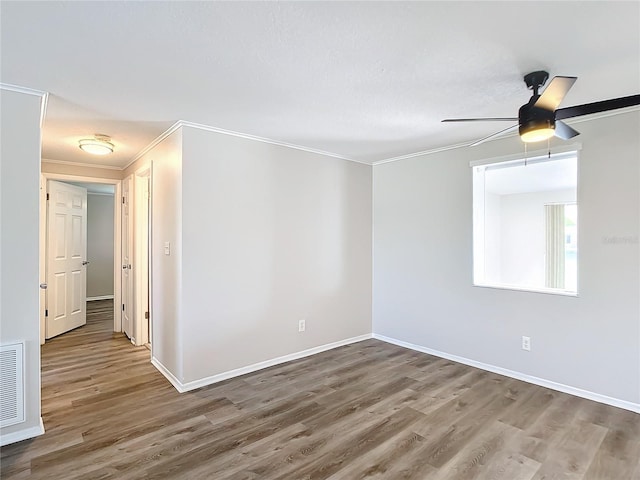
[518,101,555,139]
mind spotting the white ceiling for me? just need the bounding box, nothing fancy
[1,2,638,168]
[485,156,577,195]
[67,182,115,195]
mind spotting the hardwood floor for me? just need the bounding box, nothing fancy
[1,299,639,479]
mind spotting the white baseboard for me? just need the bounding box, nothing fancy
[0,417,45,446]
[151,357,185,392]
[87,295,114,301]
[373,333,640,414]
[151,334,373,393]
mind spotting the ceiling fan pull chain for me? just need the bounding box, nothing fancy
[524,142,528,166]
[548,138,551,158]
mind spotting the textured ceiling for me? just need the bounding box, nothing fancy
[1,1,639,168]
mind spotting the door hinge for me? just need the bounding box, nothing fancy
[122,304,125,311]
[46,193,50,201]
[144,311,149,319]
[45,309,48,317]
[122,196,125,204]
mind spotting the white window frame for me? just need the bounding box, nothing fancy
[471,144,581,296]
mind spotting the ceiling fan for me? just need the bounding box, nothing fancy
[442,71,640,146]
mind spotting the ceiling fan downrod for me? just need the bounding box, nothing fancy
[523,70,549,97]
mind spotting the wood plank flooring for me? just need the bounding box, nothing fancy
[1,299,639,479]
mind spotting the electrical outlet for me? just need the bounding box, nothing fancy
[522,336,531,351]
[298,319,306,332]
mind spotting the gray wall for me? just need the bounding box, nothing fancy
[0,88,44,442]
[179,126,372,384]
[373,110,639,406]
[147,125,372,387]
[87,194,114,298]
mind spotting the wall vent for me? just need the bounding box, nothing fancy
[0,343,25,427]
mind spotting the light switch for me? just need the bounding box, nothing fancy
[164,242,171,256]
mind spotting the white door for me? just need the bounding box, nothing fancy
[122,175,134,339]
[46,181,88,339]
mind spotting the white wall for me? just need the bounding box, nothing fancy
[0,88,45,443]
[41,160,123,180]
[147,130,184,381]
[87,193,114,298]
[483,192,502,283]
[373,110,640,407]
[179,127,372,384]
[499,188,575,287]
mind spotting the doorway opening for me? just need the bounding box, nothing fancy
[40,173,122,344]
[43,180,116,338]
[40,172,152,348]
[40,172,151,347]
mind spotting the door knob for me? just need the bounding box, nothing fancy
[40,283,47,289]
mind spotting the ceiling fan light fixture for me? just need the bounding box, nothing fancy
[520,124,555,143]
[79,135,114,155]
[518,107,555,143]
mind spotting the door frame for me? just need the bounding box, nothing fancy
[121,174,134,340]
[134,166,151,346]
[40,173,122,343]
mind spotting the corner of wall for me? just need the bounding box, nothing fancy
[0,418,45,447]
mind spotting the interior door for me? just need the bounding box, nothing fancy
[46,181,88,339]
[122,175,134,339]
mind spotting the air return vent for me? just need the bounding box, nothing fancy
[0,343,25,427]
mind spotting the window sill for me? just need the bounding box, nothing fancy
[473,282,578,297]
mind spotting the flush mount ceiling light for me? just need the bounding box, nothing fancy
[78,134,114,155]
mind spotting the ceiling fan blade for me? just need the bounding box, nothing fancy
[470,124,519,147]
[556,94,640,120]
[442,117,517,122]
[533,76,577,111]
[554,120,580,140]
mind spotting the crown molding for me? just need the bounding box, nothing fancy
[124,120,372,171]
[372,105,640,165]
[178,120,368,164]
[0,83,49,130]
[372,140,474,165]
[468,143,581,168]
[40,92,49,130]
[41,158,123,171]
[0,82,47,97]
[122,121,183,171]
[87,191,115,196]
[566,104,639,125]
[34,90,640,171]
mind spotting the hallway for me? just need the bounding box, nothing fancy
[0,300,175,478]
